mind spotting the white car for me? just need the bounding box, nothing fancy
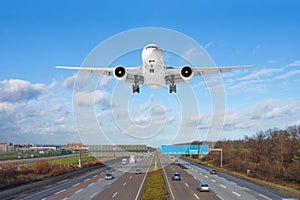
[197,183,210,192]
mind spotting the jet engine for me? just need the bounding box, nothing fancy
[180,66,193,80]
[113,66,126,80]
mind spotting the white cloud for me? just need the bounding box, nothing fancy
[183,47,205,60]
[0,79,46,102]
[236,68,282,81]
[274,69,300,79]
[286,60,300,67]
[250,99,299,120]
[74,90,110,106]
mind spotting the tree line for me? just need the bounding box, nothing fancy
[203,125,300,190]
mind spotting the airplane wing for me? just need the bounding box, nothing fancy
[165,65,255,83]
[56,66,115,75]
[56,66,144,84]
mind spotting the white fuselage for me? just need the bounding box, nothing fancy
[141,44,165,89]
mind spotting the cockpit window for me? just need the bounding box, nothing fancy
[146,45,158,50]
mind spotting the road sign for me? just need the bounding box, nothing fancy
[200,145,209,154]
[161,145,189,154]
[189,145,198,154]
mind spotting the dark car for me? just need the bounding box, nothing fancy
[210,169,217,174]
[172,172,181,180]
[105,173,114,180]
[135,168,142,174]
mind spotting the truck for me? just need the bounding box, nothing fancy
[130,155,136,164]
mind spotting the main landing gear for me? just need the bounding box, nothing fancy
[132,75,140,93]
[168,74,176,93]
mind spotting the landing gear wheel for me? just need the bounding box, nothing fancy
[132,85,140,93]
[169,84,176,93]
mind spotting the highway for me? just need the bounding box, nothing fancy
[20,155,152,200]
[14,153,295,200]
[160,155,219,200]
[177,157,290,200]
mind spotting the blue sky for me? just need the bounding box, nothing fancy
[0,0,300,145]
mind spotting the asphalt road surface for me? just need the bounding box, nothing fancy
[20,155,152,200]
[178,157,291,200]
[16,153,295,200]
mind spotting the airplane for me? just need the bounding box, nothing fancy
[56,44,254,93]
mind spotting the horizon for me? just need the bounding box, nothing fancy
[1,1,300,146]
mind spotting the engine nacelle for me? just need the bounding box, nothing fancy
[113,66,126,80]
[180,66,194,80]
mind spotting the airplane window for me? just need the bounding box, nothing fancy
[146,46,158,49]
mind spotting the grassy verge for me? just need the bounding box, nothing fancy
[142,153,167,200]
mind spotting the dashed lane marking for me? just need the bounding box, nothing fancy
[220,184,227,188]
[217,194,224,200]
[185,182,189,187]
[84,178,90,182]
[123,182,127,186]
[55,189,66,195]
[88,182,94,187]
[112,192,118,198]
[211,179,217,182]
[232,191,241,197]
[90,192,98,199]
[242,186,250,191]
[75,189,82,194]
[259,194,272,200]
[72,183,80,187]
[193,193,200,199]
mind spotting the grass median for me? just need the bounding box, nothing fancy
[142,153,167,200]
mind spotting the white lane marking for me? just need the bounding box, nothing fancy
[129,176,132,179]
[75,189,83,194]
[220,184,227,188]
[90,192,98,199]
[112,192,118,198]
[123,182,127,186]
[193,193,200,199]
[84,178,90,182]
[185,182,189,187]
[93,175,97,178]
[211,179,216,182]
[259,194,272,200]
[100,172,103,174]
[204,175,208,178]
[62,198,68,200]
[72,183,80,187]
[199,172,203,175]
[135,155,154,200]
[88,182,94,187]
[242,186,250,191]
[217,194,224,200]
[195,170,198,172]
[41,198,47,200]
[230,181,237,185]
[55,189,66,195]
[232,191,241,197]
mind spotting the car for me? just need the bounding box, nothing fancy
[210,169,217,174]
[135,168,142,174]
[172,172,181,180]
[197,183,210,192]
[105,173,114,180]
